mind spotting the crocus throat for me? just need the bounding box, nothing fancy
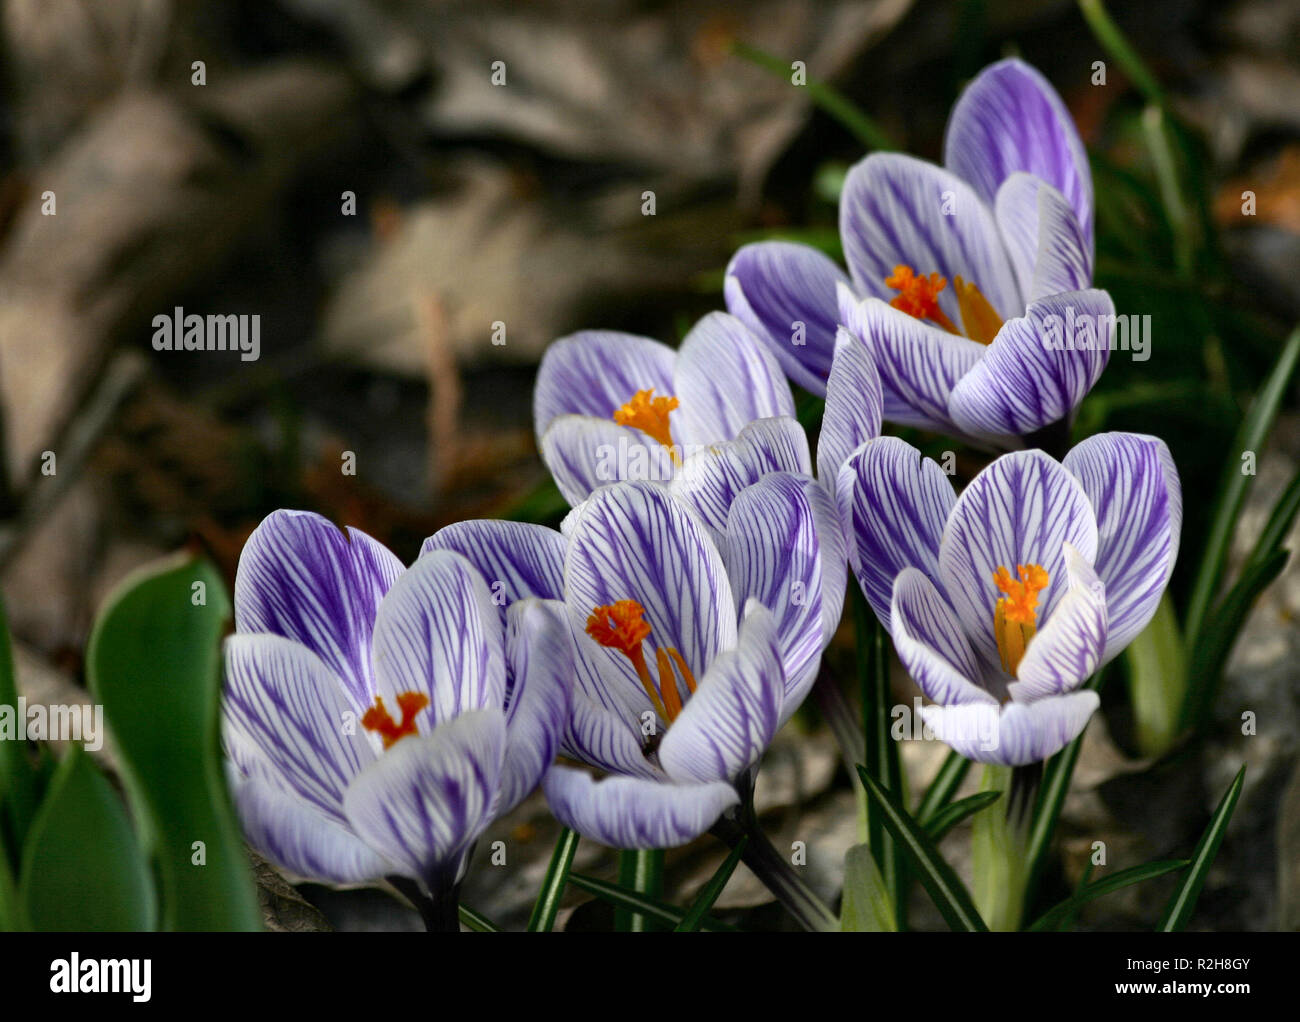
[885,264,1003,345]
[992,564,1049,677]
[586,599,697,723]
[362,691,430,749]
[613,388,680,462]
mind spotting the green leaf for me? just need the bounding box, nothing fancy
[1246,465,1300,574]
[86,553,261,931]
[915,750,971,827]
[458,903,500,933]
[1078,0,1166,106]
[17,746,155,930]
[0,596,38,865]
[675,838,747,932]
[1028,859,1189,931]
[527,827,579,932]
[924,790,1002,844]
[856,766,987,932]
[616,848,664,932]
[1184,325,1300,652]
[1158,765,1246,931]
[1183,550,1288,732]
[972,766,1027,931]
[840,843,896,932]
[568,872,736,932]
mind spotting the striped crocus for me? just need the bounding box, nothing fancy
[726,58,1109,443]
[221,510,571,924]
[837,432,1181,764]
[426,477,844,848]
[534,311,804,506]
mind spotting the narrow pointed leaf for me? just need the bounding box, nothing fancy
[675,837,747,932]
[568,873,736,932]
[1158,766,1246,931]
[527,827,579,932]
[1184,325,1300,647]
[916,750,971,826]
[856,766,987,932]
[617,848,664,932]
[924,790,1002,844]
[1028,858,1189,931]
[840,842,896,932]
[458,903,501,933]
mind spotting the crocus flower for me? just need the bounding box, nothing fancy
[221,510,571,897]
[534,311,804,506]
[426,478,845,847]
[836,432,1181,764]
[726,58,1109,443]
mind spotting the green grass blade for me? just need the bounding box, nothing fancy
[569,873,736,932]
[1245,465,1300,573]
[856,766,987,932]
[674,838,747,932]
[923,790,1002,844]
[1028,859,1189,931]
[458,904,501,933]
[916,750,971,826]
[526,827,579,932]
[1158,766,1246,931]
[616,848,665,932]
[1184,325,1300,649]
[1077,0,1166,106]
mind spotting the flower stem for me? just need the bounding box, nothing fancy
[712,809,839,933]
[390,874,462,933]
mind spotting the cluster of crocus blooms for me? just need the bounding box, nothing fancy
[220,57,1182,922]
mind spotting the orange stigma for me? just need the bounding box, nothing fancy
[362,691,429,749]
[613,388,679,457]
[586,599,697,723]
[886,265,1004,344]
[991,564,1049,676]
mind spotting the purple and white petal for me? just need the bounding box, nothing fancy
[1063,432,1181,660]
[890,569,995,706]
[565,482,736,708]
[342,710,506,882]
[540,415,677,507]
[497,599,573,813]
[1007,544,1107,701]
[944,58,1093,245]
[229,765,387,884]
[673,312,795,445]
[995,174,1092,302]
[948,289,1114,439]
[723,473,842,709]
[836,436,956,629]
[724,241,852,395]
[670,417,811,533]
[818,331,884,487]
[841,295,987,435]
[921,690,1100,765]
[658,602,784,784]
[420,520,565,623]
[533,330,676,442]
[223,633,375,821]
[370,550,506,729]
[563,695,661,779]
[840,152,1021,320]
[234,509,403,709]
[938,449,1099,668]
[542,767,739,849]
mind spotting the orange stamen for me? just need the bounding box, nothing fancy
[953,276,1004,345]
[991,564,1050,676]
[613,388,679,453]
[361,691,430,749]
[886,265,958,333]
[585,599,696,723]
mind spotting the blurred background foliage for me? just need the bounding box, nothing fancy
[0,0,1297,930]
